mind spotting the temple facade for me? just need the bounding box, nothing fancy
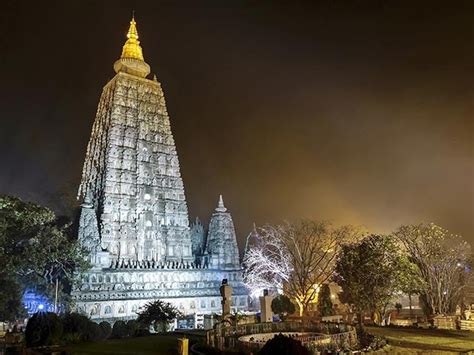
[72,17,248,325]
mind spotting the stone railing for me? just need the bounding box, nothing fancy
[206,321,357,351]
[297,330,356,345]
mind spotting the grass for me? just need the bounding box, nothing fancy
[54,326,474,354]
[63,334,187,355]
[367,326,474,353]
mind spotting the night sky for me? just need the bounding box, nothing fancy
[0,1,472,247]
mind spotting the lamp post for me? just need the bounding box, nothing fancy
[54,278,59,313]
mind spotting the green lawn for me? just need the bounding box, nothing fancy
[367,326,474,353]
[57,327,474,354]
[63,334,186,355]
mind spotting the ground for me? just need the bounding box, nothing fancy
[367,326,474,354]
[21,327,474,354]
[63,334,190,355]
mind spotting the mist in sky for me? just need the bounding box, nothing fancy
[0,1,472,247]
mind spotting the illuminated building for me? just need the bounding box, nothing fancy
[72,17,247,324]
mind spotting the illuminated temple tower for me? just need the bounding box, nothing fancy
[72,17,247,324]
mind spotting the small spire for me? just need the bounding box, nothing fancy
[216,194,227,212]
[127,15,139,40]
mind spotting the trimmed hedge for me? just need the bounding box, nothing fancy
[25,312,63,347]
[62,312,92,343]
[99,321,112,339]
[126,319,140,337]
[259,334,310,355]
[112,320,128,338]
[26,311,150,347]
[26,311,113,347]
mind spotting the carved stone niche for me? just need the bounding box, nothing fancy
[93,251,110,268]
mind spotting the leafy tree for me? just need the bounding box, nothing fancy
[0,273,25,321]
[318,284,334,317]
[244,221,358,316]
[137,300,182,332]
[0,195,88,317]
[333,235,403,325]
[271,295,296,320]
[259,334,310,355]
[397,256,426,317]
[25,312,63,347]
[395,223,472,315]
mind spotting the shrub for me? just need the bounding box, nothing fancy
[126,319,139,337]
[318,284,334,317]
[271,295,296,321]
[25,312,63,347]
[62,312,92,343]
[135,326,151,337]
[307,341,339,354]
[137,300,182,332]
[356,325,387,350]
[112,320,128,338]
[87,322,103,342]
[259,334,310,355]
[99,321,112,339]
[61,312,106,342]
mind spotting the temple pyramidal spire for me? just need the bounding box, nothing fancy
[74,16,247,323]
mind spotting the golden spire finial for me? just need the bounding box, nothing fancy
[113,14,151,77]
[120,13,144,61]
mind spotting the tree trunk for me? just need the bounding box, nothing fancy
[294,298,305,317]
[409,294,413,318]
[297,303,304,317]
[373,310,382,326]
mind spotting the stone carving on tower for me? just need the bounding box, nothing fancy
[73,16,248,324]
[190,217,205,256]
[78,16,192,263]
[78,191,101,257]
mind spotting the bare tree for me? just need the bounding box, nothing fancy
[244,221,357,316]
[395,223,472,315]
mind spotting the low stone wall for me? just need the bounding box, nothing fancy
[206,321,357,352]
[391,319,414,327]
[433,315,457,330]
[238,332,325,352]
[460,320,474,331]
[321,315,343,323]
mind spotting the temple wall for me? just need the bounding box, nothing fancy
[72,267,248,322]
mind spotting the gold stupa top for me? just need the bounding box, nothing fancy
[121,16,144,61]
[113,15,151,78]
